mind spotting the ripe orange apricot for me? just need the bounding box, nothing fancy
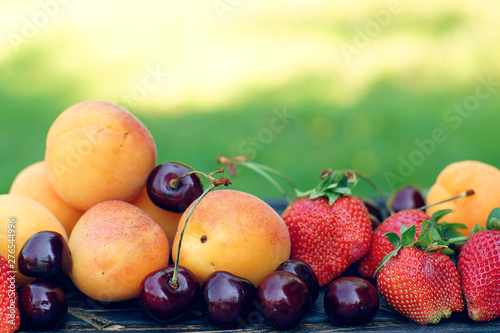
[69,200,169,302]
[130,188,181,250]
[426,160,500,236]
[9,161,85,236]
[171,189,291,286]
[45,100,156,210]
[0,194,68,287]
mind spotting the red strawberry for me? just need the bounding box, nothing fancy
[458,209,500,322]
[358,209,428,279]
[376,224,464,324]
[1,255,20,333]
[282,170,372,286]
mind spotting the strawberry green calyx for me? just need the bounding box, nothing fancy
[293,169,358,206]
[295,168,390,214]
[373,209,465,278]
[424,209,468,248]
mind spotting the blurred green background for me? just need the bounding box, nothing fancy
[1,1,499,200]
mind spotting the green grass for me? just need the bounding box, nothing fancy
[2,74,500,200]
[2,2,500,202]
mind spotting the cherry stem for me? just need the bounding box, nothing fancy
[217,155,298,203]
[169,170,211,189]
[242,162,293,202]
[418,189,475,211]
[348,170,384,199]
[169,167,230,288]
[351,171,395,216]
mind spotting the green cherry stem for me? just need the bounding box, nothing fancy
[352,170,394,216]
[169,169,231,288]
[245,161,298,189]
[241,162,292,202]
[217,155,299,203]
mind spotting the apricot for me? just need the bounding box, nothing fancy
[0,194,68,287]
[9,161,85,235]
[171,189,291,286]
[69,200,169,302]
[45,100,157,210]
[130,188,181,250]
[426,160,500,236]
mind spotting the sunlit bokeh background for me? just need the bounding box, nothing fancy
[1,0,500,200]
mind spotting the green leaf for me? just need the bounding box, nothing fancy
[469,224,486,237]
[327,193,340,206]
[292,168,360,206]
[486,208,500,230]
[489,217,500,231]
[333,187,352,195]
[310,191,325,200]
[487,208,500,223]
[373,249,398,278]
[430,209,453,224]
[420,219,442,242]
[293,189,313,198]
[439,222,467,232]
[446,236,468,245]
[415,226,432,249]
[400,225,416,247]
[384,232,401,250]
[439,247,455,255]
[438,222,467,241]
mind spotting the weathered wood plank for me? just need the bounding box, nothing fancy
[17,279,500,333]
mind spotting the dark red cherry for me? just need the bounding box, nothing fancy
[139,265,199,323]
[146,162,203,213]
[360,196,385,228]
[275,259,319,304]
[18,231,72,281]
[324,276,379,326]
[389,185,426,213]
[19,280,68,330]
[200,271,257,328]
[257,271,311,330]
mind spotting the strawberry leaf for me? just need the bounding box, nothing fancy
[486,208,500,230]
[438,246,455,255]
[415,226,432,249]
[430,209,453,224]
[334,187,353,195]
[428,209,467,248]
[294,189,311,197]
[487,207,500,221]
[293,169,358,206]
[374,250,397,278]
[438,222,467,244]
[375,212,460,278]
[469,224,486,237]
[310,191,325,200]
[489,217,500,230]
[400,225,416,247]
[373,225,418,278]
[422,219,442,243]
[327,193,341,205]
[384,232,401,250]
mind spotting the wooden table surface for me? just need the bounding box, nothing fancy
[19,281,500,333]
[17,200,500,332]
